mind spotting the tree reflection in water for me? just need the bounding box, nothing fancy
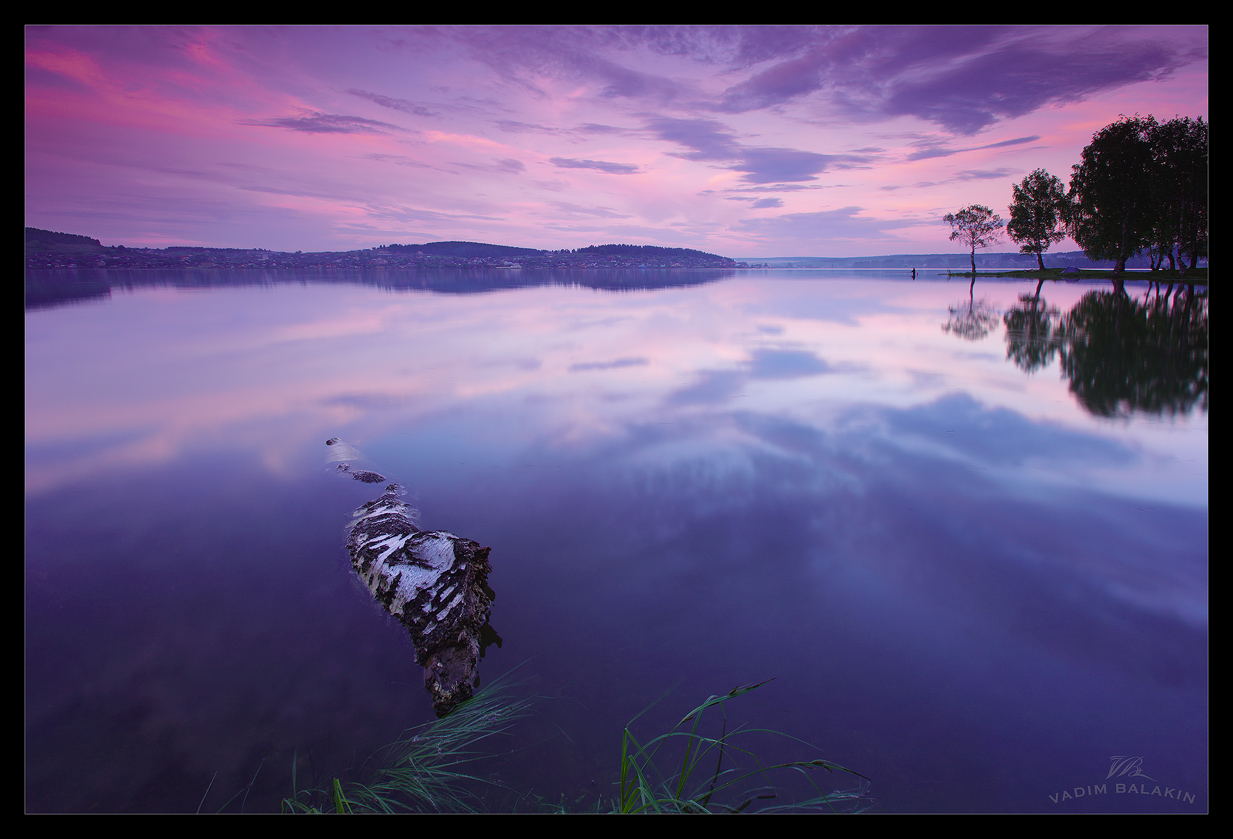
[1003,291,1065,374]
[997,283,1207,418]
[942,296,1002,341]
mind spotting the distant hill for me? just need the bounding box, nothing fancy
[572,244,723,261]
[26,227,103,250]
[381,241,544,258]
[27,228,1201,271]
[378,241,732,263]
[25,231,735,270]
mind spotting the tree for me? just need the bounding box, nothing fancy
[1006,169,1069,270]
[1067,115,1158,275]
[943,205,1004,275]
[1148,116,1207,272]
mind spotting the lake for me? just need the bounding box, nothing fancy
[24,267,1207,813]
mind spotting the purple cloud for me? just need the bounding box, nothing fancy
[733,147,862,184]
[713,25,1207,134]
[645,116,872,184]
[880,29,1205,133]
[570,357,648,372]
[950,168,1019,181]
[435,26,692,105]
[241,111,407,135]
[644,117,742,161]
[908,135,1041,161]
[346,88,439,118]
[575,123,626,134]
[549,157,640,174]
[495,119,560,134]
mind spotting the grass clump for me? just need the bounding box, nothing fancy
[615,678,873,814]
[282,675,535,814]
[281,675,871,814]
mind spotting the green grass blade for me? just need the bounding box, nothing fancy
[610,678,870,815]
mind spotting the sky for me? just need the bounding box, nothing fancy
[24,25,1208,259]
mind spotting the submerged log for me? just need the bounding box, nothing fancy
[327,439,495,716]
[324,437,389,484]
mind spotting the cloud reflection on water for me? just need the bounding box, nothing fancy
[24,269,1207,812]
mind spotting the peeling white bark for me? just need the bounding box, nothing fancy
[328,440,494,715]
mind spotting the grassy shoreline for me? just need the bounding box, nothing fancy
[277,676,873,815]
[941,266,1208,283]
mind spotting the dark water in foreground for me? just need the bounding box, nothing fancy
[25,268,1207,812]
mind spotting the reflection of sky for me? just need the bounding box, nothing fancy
[24,271,1207,812]
[25,273,1207,508]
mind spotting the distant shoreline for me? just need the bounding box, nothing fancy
[25,228,1205,274]
[732,251,1207,272]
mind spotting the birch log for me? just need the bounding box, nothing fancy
[328,439,495,716]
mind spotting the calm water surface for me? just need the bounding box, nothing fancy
[25,268,1207,812]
